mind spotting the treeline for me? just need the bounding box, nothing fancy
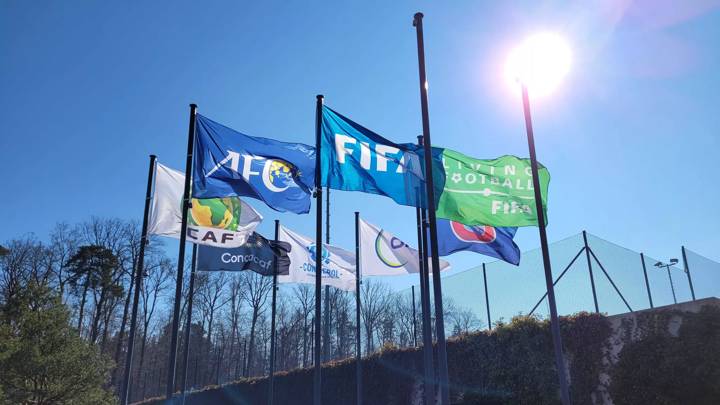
[0,217,481,403]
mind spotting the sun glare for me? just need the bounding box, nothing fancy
[505,32,572,97]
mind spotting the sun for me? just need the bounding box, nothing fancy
[505,32,572,98]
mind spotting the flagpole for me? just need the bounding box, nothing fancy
[313,94,324,405]
[167,103,198,400]
[482,263,491,331]
[181,244,198,404]
[520,84,571,405]
[354,211,363,405]
[268,219,280,405]
[415,182,435,405]
[323,188,331,363]
[120,154,156,405]
[411,285,417,347]
[413,13,450,404]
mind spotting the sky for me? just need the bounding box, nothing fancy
[2,1,719,319]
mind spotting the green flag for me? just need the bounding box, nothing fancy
[435,150,550,227]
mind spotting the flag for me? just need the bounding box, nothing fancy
[148,163,262,247]
[436,150,550,227]
[192,114,316,214]
[320,106,443,208]
[277,225,356,291]
[359,218,450,276]
[435,219,521,265]
[196,232,291,276]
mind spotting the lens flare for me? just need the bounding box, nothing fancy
[505,32,572,97]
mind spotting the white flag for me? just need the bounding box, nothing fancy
[359,218,450,276]
[148,163,262,247]
[277,225,356,291]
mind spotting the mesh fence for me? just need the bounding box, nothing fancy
[403,232,720,327]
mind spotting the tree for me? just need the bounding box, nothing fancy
[0,281,114,404]
[66,245,122,342]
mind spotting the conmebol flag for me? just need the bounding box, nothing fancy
[359,218,450,276]
[320,106,444,208]
[277,225,356,291]
[192,114,316,214]
[435,219,521,265]
[148,163,262,248]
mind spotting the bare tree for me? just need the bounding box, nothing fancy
[360,279,391,353]
[239,272,272,377]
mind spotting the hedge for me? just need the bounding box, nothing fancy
[139,307,720,405]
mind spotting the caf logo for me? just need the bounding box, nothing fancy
[189,197,241,230]
[450,221,496,243]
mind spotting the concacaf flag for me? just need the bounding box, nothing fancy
[359,218,450,276]
[148,163,262,247]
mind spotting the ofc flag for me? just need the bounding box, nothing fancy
[192,114,316,214]
[359,218,450,276]
[320,106,443,208]
[436,150,550,227]
[148,163,262,247]
[435,219,521,265]
[196,232,291,276]
[277,225,356,291]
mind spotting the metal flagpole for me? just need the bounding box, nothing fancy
[167,103,198,400]
[181,245,198,405]
[482,263,491,331]
[354,212,363,405]
[640,253,654,308]
[324,188,331,362]
[120,154,156,405]
[411,285,418,347]
[413,13,450,404]
[415,186,435,405]
[313,94,324,405]
[681,246,696,301]
[520,85,571,405]
[268,219,280,405]
[582,231,600,313]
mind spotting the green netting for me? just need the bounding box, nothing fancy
[684,248,720,300]
[402,232,720,328]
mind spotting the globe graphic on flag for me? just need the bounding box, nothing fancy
[268,160,294,187]
[189,198,240,230]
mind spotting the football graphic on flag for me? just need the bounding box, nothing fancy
[450,221,496,243]
[189,198,241,230]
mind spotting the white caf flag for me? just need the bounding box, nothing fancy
[277,225,356,291]
[359,218,450,276]
[148,163,262,248]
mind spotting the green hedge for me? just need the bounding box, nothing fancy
[141,307,720,404]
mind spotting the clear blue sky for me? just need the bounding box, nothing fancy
[2,1,719,315]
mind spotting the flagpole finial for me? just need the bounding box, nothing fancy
[189,103,197,108]
[413,12,424,26]
[149,154,157,159]
[316,94,324,101]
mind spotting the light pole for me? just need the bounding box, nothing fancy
[655,258,679,304]
[507,32,572,405]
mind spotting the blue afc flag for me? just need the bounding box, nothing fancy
[435,219,521,265]
[192,114,316,214]
[196,232,291,276]
[320,106,444,208]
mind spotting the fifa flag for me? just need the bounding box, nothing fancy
[148,163,262,247]
[436,150,550,227]
[192,114,316,214]
[359,218,450,276]
[277,225,356,291]
[435,219,521,265]
[321,106,443,208]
